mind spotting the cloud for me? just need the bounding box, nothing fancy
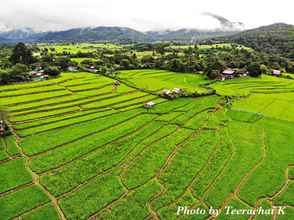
[202,12,245,31]
[0,0,293,31]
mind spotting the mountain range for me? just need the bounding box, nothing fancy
[0,26,238,44]
[0,23,293,59]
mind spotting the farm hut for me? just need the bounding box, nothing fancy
[144,101,155,109]
[114,80,121,86]
[172,88,183,95]
[162,89,172,96]
[272,70,281,76]
[221,69,236,79]
[112,80,121,92]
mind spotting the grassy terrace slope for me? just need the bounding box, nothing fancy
[0,70,293,220]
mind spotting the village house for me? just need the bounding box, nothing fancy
[144,101,155,109]
[272,69,281,76]
[28,71,49,81]
[162,88,185,99]
[221,69,236,80]
[83,66,97,73]
[67,66,78,72]
[235,69,249,77]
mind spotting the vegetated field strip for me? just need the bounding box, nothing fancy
[152,129,220,211]
[0,158,32,194]
[29,114,156,174]
[40,43,122,55]
[0,90,72,106]
[0,72,90,92]
[40,120,164,197]
[8,94,86,113]
[289,167,294,180]
[20,203,60,220]
[0,185,51,219]
[13,109,110,130]
[1,70,294,219]
[232,93,294,122]
[10,87,139,119]
[212,75,294,96]
[81,92,154,109]
[118,69,210,93]
[66,79,114,91]
[74,84,136,97]
[20,109,142,156]
[12,107,82,127]
[14,109,118,137]
[1,135,20,158]
[0,85,66,98]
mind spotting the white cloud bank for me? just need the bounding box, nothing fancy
[0,0,293,31]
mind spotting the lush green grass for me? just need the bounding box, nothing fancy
[274,181,294,206]
[0,186,50,219]
[21,204,60,220]
[30,114,156,173]
[59,172,126,219]
[0,158,32,193]
[40,121,163,196]
[20,109,141,156]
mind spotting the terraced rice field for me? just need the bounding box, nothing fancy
[0,70,293,219]
[117,69,211,94]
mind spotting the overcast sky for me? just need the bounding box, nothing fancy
[0,0,293,31]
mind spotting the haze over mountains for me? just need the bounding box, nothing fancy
[0,12,247,43]
[0,26,238,43]
[0,23,293,58]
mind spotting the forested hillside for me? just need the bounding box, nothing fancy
[216,23,294,59]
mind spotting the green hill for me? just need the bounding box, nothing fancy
[217,23,294,59]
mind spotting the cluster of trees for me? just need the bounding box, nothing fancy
[69,43,293,79]
[217,23,294,60]
[0,43,62,85]
[1,41,293,84]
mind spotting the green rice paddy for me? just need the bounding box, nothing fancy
[0,70,293,219]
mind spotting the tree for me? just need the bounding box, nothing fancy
[11,63,29,74]
[44,66,61,77]
[10,43,34,65]
[247,63,262,77]
[0,71,10,85]
[207,69,221,80]
[260,64,270,75]
[54,57,72,70]
[120,59,131,69]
